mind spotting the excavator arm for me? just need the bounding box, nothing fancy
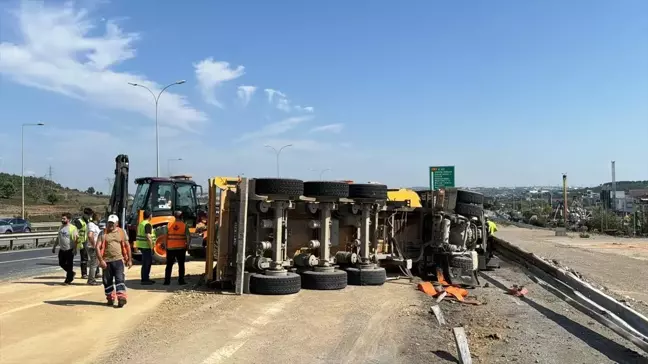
[109,154,130,229]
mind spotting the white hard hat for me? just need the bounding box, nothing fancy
[107,214,119,224]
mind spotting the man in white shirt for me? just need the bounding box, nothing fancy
[86,212,103,285]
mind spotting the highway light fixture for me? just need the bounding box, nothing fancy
[22,122,45,218]
[265,144,293,177]
[128,80,186,177]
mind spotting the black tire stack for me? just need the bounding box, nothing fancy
[254,178,304,197]
[455,189,484,218]
[348,183,388,200]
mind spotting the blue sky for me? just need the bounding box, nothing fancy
[0,0,646,192]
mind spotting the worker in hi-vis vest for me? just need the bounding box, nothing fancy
[73,207,93,279]
[134,210,156,285]
[163,210,190,286]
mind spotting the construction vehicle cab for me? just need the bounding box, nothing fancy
[128,175,204,262]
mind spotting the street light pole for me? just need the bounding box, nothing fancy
[128,80,186,177]
[22,122,45,218]
[265,144,293,177]
[167,158,183,176]
[309,168,331,180]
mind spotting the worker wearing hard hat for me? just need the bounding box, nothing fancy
[163,211,190,286]
[97,214,132,308]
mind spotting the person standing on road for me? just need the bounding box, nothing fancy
[51,212,79,284]
[135,210,156,285]
[86,212,102,285]
[163,211,189,286]
[73,208,93,279]
[97,214,132,308]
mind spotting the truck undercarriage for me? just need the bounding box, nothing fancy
[204,177,497,294]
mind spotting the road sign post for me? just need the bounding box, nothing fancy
[429,166,455,190]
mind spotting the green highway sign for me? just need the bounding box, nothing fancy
[429,166,455,190]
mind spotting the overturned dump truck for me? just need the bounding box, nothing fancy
[204,178,495,295]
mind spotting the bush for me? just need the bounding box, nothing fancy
[0,181,16,199]
[46,193,59,205]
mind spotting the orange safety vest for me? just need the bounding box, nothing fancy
[166,221,188,250]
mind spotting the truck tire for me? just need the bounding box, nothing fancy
[455,202,483,217]
[450,255,475,270]
[301,269,347,290]
[349,184,388,200]
[250,272,301,295]
[254,178,304,197]
[153,236,167,264]
[303,181,349,198]
[346,267,387,286]
[456,190,484,205]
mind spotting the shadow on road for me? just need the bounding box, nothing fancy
[432,350,457,362]
[479,272,648,364]
[36,262,60,266]
[44,299,106,307]
[14,281,86,287]
[123,274,205,293]
[33,276,66,280]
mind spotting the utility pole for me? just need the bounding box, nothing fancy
[562,173,568,227]
[611,161,616,212]
[47,165,53,181]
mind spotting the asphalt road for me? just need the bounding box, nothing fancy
[0,248,80,282]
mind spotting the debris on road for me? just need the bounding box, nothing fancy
[507,285,529,297]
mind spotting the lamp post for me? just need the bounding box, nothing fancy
[167,158,183,176]
[264,144,293,177]
[22,122,44,218]
[309,168,331,180]
[128,80,186,177]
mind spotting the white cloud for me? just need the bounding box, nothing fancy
[310,123,344,133]
[235,115,313,142]
[263,88,313,113]
[295,106,314,113]
[237,85,256,106]
[264,88,286,103]
[0,2,208,131]
[194,58,245,108]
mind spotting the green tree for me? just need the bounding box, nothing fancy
[86,186,95,194]
[46,193,59,205]
[0,181,16,199]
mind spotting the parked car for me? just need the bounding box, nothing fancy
[0,221,13,234]
[0,218,33,233]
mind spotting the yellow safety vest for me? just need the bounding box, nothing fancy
[487,221,498,235]
[77,219,87,245]
[134,219,156,249]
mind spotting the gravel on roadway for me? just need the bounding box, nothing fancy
[103,263,648,364]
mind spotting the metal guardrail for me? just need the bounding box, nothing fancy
[31,222,61,232]
[491,236,648,353]
[0,232,57,249]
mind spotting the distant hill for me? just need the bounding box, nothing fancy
[0,172,109,221]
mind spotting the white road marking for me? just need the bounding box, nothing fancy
[0,291,90,317]
[0,256,57,264]
[0,247,52,255]
[201,294,297,364]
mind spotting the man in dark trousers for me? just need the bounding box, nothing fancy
[163,211,189,286]
[51,213,79,284]
[73,208,93,279]
[97,214,132,308]
[134,210,156,285]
